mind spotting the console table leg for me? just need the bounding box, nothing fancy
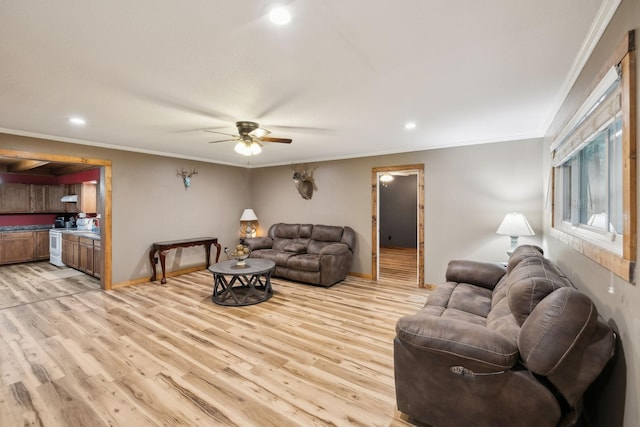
[149,249,157,282]
[159,250,168,284]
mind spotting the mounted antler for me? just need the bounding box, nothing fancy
[177,168,198,190]
[291,164,317,200]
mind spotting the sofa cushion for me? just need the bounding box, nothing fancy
[319,243,350,255]
[395,315,520,370]
[246,237,273,251]
[421,282,493,326]
[486,298,520,342]
[287,254,321,272]
[518,287,598,376]
[507,245,544,273]
[299,224,314,238]
[272,238,295,251]
[284,242,307,254]
[310,224,344,242]
[307,240,336,254]
[446,260,505,290]
[250,249,297,267]
[507,256,572,326]
[274,223,300,239]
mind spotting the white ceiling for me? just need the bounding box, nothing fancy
[0,0,617,167]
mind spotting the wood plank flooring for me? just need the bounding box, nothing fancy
[0,262,429,426]
[379,247,418,284]
[0,261,100,310]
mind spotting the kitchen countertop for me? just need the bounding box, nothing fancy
[0,225,100,240]
[59,229,101,240]
[0,224,54,232]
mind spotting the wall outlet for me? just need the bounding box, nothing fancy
[154,257,158,264]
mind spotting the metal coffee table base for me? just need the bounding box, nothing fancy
[209,259,275,306]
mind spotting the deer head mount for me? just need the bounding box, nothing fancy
[177,168,198,190]
[291,164,317,200]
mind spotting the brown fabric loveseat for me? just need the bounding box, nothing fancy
[394,245,615,427]
[244,223,355,287]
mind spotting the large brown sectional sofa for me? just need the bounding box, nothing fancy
[244,223,355,287]
[394,245,615,427]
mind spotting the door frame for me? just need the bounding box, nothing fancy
[0,148,113,290]
[371,164,424,286]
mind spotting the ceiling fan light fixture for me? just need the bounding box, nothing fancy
[249,142,262,155]
[234,140,262,156]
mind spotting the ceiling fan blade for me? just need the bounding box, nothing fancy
[250,127,271,138]
[208,138,237,144]
[260,137,292,144]
[204,130,238,137]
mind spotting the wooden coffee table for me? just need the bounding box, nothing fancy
[208,258,275,306]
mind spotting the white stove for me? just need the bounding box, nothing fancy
[49,229,65,267]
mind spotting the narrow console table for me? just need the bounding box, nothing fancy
[150,237,221,284]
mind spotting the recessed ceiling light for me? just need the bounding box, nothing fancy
[269,6,292,25]
[69,117,86,126]
[404,122,416,130]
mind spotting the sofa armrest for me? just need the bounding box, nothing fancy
[396,315,519,371]
[244,237,273,250]
[319,243,350,255]
[445,260,506,290]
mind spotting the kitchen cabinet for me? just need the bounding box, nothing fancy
[62,234,79,269]
[78,237,94,274]
[34,230,50,260]
[93,239,102,278]
[45,185,67,212]
[0,231,35,264]
[5,184,69,213]
[61,232,100,278]
[0,183,31,213]
[30,185,47,212]
[64,183,97,213]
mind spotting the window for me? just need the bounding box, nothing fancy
[551,31,635,282]
[559,115,622,237]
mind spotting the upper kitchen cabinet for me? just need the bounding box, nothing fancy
[29,185,46,212]
[0,183,30,213]
[64,182,97,213]
[45,185,67,212]
[29,184,66,213]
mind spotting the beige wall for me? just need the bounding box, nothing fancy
[542,1,640,425]
[249,138,543,284]
[0,132,542,285]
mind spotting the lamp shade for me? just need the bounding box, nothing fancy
[496,212,535,236]
[240,209,258,222]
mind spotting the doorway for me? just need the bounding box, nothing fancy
[371,164,424,286]
[0,148,113,290]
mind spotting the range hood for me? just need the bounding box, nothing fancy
[61,195,78,203]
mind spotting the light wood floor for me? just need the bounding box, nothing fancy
[0,261,100,310]
[0,262,429,426]
[379,247,418,284]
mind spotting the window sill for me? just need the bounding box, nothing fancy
[550,227,634,282]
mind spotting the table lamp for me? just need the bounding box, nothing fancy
[240,208,258,239]
[496,212,535,256]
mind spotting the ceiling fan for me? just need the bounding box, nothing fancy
[206,121,292,156]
